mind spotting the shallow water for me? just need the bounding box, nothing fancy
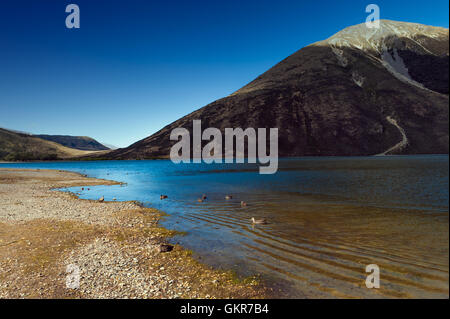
[1,156,448,298]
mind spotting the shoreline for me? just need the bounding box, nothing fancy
[0,168,268,299]
[1,154,448,167]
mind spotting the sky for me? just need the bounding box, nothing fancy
[0,0,448,148]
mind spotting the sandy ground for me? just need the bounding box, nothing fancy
[0,168,267,299]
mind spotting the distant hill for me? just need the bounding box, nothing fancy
[104,20,448,159]
[102,143,118,150]
[33,134,110,151]
[0,128,104,161]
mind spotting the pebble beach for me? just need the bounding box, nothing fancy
[0,168,267,299]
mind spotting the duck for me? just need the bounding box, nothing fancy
[160,195,168,200]
[240,201,247,207]
[225,195,233,200]
[251,217,267,225]
[202,194,207,200]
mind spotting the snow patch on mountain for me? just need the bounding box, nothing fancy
[351,71,365,87]
[380,47,429,91]
[331,47,348,67]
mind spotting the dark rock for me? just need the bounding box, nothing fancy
[159,244,174,253]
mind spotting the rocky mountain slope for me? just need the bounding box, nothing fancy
[106,20,449,159]
[0,128,104,161]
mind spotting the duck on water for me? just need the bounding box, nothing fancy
[251,217,268,225]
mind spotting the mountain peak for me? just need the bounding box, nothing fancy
[231,20,448,97]
[314,20,449,55]
[102,20,448,160]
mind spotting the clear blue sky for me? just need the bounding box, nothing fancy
[0,0,448,147]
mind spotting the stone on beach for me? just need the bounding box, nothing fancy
[159,244,174,253]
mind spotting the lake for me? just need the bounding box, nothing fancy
[1,155,448,298]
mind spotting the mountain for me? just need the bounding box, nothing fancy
[102,143,118,150]
[105,20,449,159]
[33,134,110,151]
[0,128,105,161]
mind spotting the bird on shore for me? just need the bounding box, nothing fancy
[241,201,247,207]
[98,196,104,202]
[251,217,267,225]
[225,195,232,200]
[197,198,204,203]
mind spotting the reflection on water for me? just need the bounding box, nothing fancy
[2,156,448,298]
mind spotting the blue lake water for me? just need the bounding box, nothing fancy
[1,155,448,298]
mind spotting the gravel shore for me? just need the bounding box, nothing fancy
[0,169,134,225]
[0,168,267,299]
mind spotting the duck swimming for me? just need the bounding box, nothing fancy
[251,217,267,225]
